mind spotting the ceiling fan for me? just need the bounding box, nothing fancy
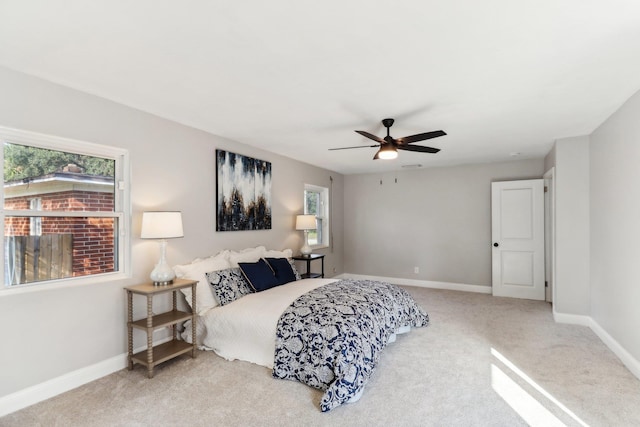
[329,118,446,160]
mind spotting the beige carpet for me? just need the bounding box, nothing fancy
[2,287,640,427]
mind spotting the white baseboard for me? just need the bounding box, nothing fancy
[339,273,492,294]
[0,353,126,417]
[0,337,172,417]
[587,318,640,380]
[552,310,591,327]
[553,309,640,381]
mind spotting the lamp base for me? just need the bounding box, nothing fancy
[152,279,174,286]
[150,239,176,286]
[150,264,176,285]
[300,230,312,255]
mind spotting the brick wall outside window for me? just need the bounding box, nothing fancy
[4,190,115,276]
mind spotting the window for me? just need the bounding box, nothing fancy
[304,183,329,248]
[1,127,130,289]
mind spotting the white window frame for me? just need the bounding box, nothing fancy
[304,183,329,249]
[29,198,42,236]
[0,126,131,294]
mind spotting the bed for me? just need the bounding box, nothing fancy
[176,247,429,412]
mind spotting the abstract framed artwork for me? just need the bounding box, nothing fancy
[216,149,272,231]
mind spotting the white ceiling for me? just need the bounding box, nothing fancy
[1,1,640,175]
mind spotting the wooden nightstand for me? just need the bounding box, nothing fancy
[125,278,197,378]
[292,254,325,278]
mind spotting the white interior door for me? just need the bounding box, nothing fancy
[492,179,545,300]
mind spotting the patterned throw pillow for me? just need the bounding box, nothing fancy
[289,259,302,281]
[206,267,254,306]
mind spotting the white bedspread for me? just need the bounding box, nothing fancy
[195,278,338,368]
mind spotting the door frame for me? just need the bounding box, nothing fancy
[543,167,556,303]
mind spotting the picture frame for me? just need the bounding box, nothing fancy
[215,149,272,231]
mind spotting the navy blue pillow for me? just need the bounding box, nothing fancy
[265,257,297,285]
[238,258,280,292]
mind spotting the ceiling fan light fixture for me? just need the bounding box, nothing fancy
[338,118,445,161]
[376,144,398,160]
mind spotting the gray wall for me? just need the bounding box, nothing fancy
[553,136,591,315]
[590,89,640,360]
[544,144,556,173]
[0,66,344,398]
[343,159,545,287]
[544,90,640,368]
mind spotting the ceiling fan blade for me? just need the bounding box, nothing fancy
[396,130,446,144]
[329,144,379,151]
[355,130,385,144]
[397,144,440,153]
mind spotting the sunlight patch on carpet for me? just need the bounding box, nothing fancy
[491,348,589,427]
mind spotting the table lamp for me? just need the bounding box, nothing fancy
[295,214,316,256]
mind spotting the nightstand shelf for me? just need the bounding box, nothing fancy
[131,340,194,367]
[292,254,325,279]
[130,310,192,330]
[125,278,197,378]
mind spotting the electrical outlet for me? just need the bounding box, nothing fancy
[414,267,419,274]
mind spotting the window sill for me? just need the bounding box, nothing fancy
[0,271,131,296]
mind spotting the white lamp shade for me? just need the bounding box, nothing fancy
[296,214,317,230]
[141,211,184,239]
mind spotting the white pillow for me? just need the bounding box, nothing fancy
[228,246,266,268]
[263,248,293,259]
[175,255,231,314]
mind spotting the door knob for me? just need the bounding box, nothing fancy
[493,242,499,247]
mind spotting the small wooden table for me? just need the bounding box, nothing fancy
[125,279,197,378]
[292,254,325,279]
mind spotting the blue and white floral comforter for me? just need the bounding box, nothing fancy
[273,279,429,412]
